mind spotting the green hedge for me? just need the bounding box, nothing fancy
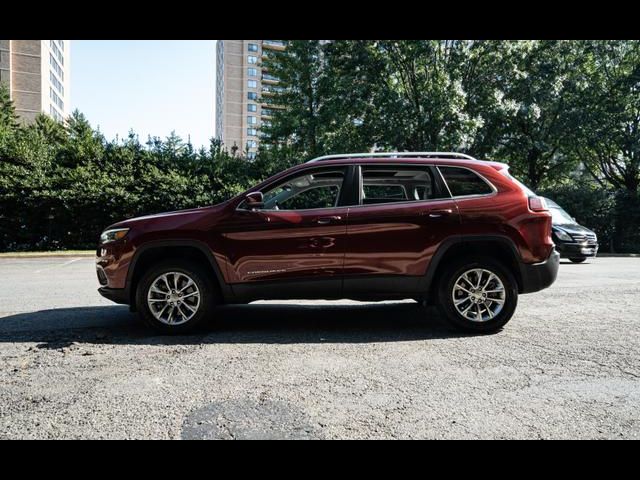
[1,111,638,253]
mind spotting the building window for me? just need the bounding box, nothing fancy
[50,41,63,65]
[247,140,257,149]
[247,152,257,160]
[248,67,257,77]
[247,116,257,125]
[50,87,64,110]
[247,104,257,112]
[248,43,258,52]
[247,55,258,64]
[50,105,62,122]
[247,128,257,136]
[248,92,258,100]
[248,80,257,89]
[50,54,64,81]
[50,71,64,95]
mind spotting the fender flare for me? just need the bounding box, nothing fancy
[125,239,232,303]
[418,234,524,293]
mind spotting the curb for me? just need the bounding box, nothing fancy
[596,253,640,257]
[0,252,95,259]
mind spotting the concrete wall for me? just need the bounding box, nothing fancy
[0,39,70,123]
[0,40,10,88]
[10,40,42,123]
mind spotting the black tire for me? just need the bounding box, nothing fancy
[569,257,587,263]
[436,257,518,333]
[135,260,219,334]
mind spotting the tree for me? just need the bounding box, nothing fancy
[0,83,18,132]
[260,40,331,159]
[473,41,585,189]
[572,40,640,194]
[365,40,482,152]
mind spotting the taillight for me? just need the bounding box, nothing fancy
[528,196,548,212]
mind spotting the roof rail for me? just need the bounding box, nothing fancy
[306,152,477,163]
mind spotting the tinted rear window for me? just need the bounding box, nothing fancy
[360,166,445,205]
[439,167,494,197]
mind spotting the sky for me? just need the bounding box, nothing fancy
[71,40,216,149]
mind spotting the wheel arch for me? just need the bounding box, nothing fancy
[126,240,231,308]
[421,235,524,302]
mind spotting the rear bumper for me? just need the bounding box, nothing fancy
[519,249,560,294]
[98,287,129,305]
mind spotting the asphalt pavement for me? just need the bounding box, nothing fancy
[0,256,638,439]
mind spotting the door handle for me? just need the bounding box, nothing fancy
[427,209,453,218]
[316,216,342,225]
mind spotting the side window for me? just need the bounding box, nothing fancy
[261,169,345,211]
[360,166,443,205]
[439,166,494,197]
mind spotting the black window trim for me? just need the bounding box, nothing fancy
[436,165,498,200]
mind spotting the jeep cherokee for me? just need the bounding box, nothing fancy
[96,152,559,334]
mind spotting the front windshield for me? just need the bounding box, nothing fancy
[549,206,576,225]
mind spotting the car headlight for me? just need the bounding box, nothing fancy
[554,229,573,242]
[100,228,129,244]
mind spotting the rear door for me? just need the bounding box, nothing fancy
[343,164,459,296]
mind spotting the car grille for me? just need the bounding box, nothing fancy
[97,267,108,286]
[572,233,597,244]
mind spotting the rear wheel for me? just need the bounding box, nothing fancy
[136,260,218,334]
[436,257,518,333]
[569,257,587,263]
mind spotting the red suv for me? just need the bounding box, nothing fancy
[96,152,559,334]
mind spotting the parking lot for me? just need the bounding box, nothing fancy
[0,255,638,439]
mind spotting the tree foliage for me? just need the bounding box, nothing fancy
[1,41,639,252]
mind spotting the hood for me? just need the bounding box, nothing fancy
[106,201,232,232]
[553,223,596,236]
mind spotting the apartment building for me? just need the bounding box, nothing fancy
[0,40,70,123]
[215,40,285,158]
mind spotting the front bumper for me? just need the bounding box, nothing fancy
[555,242,599,258]
[519,249,560,294]
[98,287,129,305]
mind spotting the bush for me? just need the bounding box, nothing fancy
[0,112,288,251]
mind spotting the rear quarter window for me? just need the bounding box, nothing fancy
[439,166,494,197]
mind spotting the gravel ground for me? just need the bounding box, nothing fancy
[0,256,638,439]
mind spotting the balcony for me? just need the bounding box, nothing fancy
[261,102,284,110]
[262,84,285,95]
[262,73,280,83]
[262,40,286,51]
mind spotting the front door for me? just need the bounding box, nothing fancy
[343,164,460,295]
[221,166,349,298]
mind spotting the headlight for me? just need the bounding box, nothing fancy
[554,229,572,242]
[100,228,129,244]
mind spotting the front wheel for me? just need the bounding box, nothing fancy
[436,257,518,333]
[136,260,218,334]
[569,257,587,263]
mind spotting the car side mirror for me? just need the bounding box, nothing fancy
[245,191,264,210]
